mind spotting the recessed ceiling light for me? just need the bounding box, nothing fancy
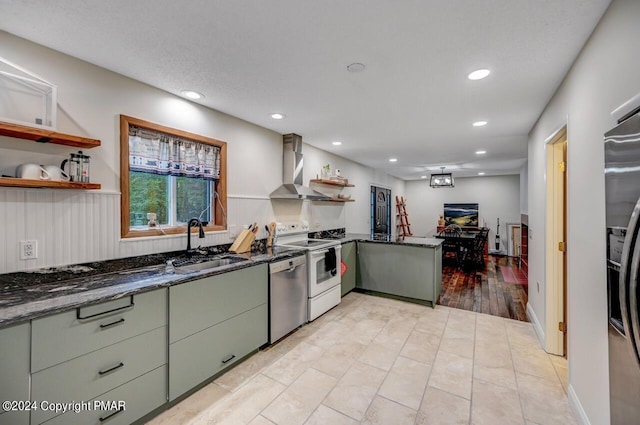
[476,150,487,155]
[468,69,490,80]
[389,158,398,162]
[478,172,486,176]
[270,113,286,120]
[421,175,427,179]
[332,141,342,146]
[347,63,366,73]
[181,90,203,100]
[473,121,488,127]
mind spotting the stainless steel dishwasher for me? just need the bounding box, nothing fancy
[269,255,308,344]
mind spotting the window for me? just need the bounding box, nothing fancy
[120,115,227,238]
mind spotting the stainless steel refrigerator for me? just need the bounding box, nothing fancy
[605,110,640,425]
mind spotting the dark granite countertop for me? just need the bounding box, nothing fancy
[323,233,444,248]
[0,246,304,328]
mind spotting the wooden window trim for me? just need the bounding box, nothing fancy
[120,115,227,238]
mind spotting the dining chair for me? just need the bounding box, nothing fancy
[439,225,463,267]
[470,227,489,267]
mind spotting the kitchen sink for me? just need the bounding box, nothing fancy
[171,255,250,273]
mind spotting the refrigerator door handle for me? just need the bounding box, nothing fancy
[629,226,640,370]
[619,195,640,367]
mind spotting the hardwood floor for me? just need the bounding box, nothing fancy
[438,254,529,322]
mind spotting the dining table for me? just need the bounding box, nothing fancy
[434,231,478,269]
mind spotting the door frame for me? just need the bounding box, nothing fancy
[544,124,568,356]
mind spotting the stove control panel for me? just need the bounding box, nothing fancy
[275,221,310,236]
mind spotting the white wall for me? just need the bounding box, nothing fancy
[405,175,520,249]
[527,1,640,423]
[301,143,405,236]
[0,31,403,273]
[0,30,284,273]
[520,161,528,215]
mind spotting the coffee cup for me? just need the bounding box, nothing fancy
[44,165,70,182]
[16,164,50,180]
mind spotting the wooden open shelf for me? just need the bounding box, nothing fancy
[0,177,101,190]
[326,197,355,202]
[0,121,101,149]
[310,179,354,187]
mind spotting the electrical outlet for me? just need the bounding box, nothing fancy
[20,240,38,260]
[228,225,237,239]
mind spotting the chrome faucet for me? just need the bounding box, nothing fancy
[186,218,205,253]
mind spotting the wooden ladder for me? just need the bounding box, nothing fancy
[395,196,413,239]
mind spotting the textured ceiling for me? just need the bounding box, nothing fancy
[0,0,610,179]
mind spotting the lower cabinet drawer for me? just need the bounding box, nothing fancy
[32,327,166,424]
[169,303,267,400]
[0,410,29,425]
[40,366,167,425]
[32,288,167,372]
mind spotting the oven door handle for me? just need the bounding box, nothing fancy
[310,247,341,257]
[310,249,330,256]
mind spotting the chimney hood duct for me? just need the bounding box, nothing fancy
[269,133,331,200]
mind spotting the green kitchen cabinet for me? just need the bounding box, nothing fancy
[31,327,166,424]
[39,366,167,425]
[31,289,167,372]
[357,241,442,306]
[341,241,357,296]
[169,264,268,400]
[0,321,30,425]
[29,288,168,425]
[169,304,267,400]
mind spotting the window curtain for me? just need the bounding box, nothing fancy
[129,125,221,180]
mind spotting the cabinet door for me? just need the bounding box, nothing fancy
[169,264,267,343]
[341,241,357,296]
[0,322,29,425]
[358,242,441,304]
[169,304,267,400]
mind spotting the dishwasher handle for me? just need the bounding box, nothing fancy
[269,255,307,274]
[286,264,302,273]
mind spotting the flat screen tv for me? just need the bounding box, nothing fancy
[444,203,479,227]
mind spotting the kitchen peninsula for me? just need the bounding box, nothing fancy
[335,234,443,307]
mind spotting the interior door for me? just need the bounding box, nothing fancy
[545,128,567,356]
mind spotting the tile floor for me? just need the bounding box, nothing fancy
[147,292,576,425]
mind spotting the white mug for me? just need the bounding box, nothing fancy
[16,164,50,180]
[44,165,70,182]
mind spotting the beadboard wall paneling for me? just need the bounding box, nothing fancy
[0,189,276,274]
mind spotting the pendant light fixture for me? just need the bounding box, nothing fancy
[430,167,455,188]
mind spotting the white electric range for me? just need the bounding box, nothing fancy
[274,221,342,321]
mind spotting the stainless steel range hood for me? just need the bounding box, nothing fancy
[269,133,331,201]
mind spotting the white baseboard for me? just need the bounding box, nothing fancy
[568,384,591,425]
[526,302,545,346]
